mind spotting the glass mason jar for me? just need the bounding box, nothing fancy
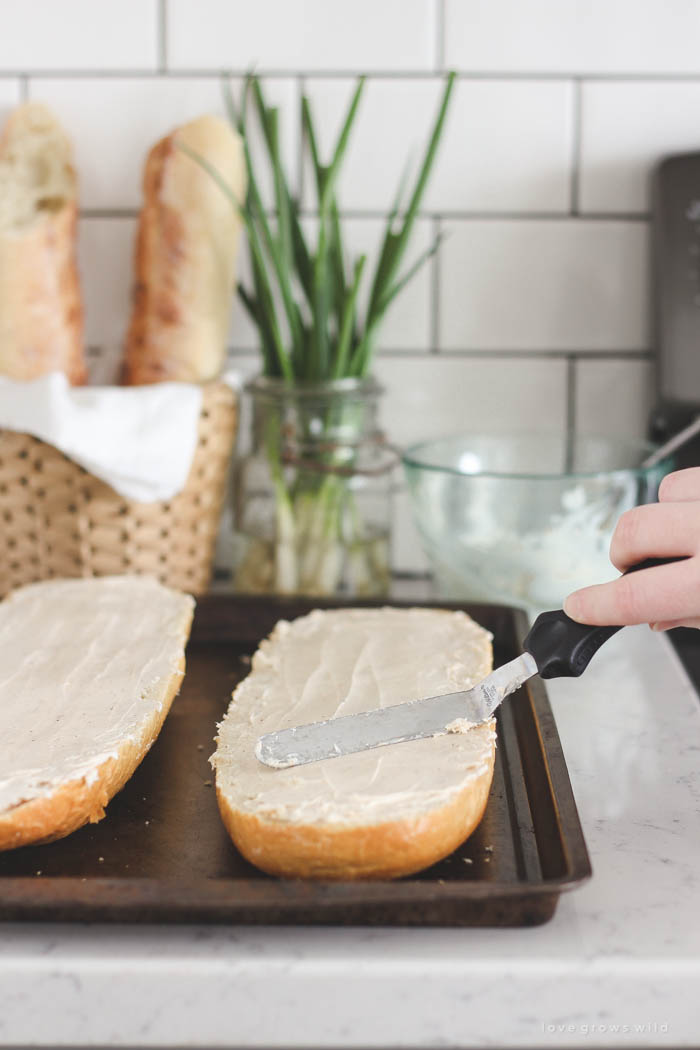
[233,376,395,597]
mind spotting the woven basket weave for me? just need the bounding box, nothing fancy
[0,382,237,598]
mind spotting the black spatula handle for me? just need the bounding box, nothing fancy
[523,557,687,679]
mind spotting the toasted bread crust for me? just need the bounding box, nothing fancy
[216,745,495,881]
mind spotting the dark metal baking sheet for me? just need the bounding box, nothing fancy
[0,595,591,926]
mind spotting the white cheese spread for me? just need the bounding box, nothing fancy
[0,576,194,813]
[212,607,496,827]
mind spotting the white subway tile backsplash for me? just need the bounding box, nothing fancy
[576,359,654,439]
[580,82,700,214]
[439,220,650,351]
[445,0,700,74]
[302,78,572,214]
[391,488,429,575]
[31,77,297,211]
[167,0,436,73]
[426,80,574,213]
[78,218,137,380]
[374,355,567,445]
[0,1,158,71]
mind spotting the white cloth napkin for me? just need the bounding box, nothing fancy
[0,372,206,503]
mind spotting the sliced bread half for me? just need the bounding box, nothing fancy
[0,575,194,850]
[212,606,495,880]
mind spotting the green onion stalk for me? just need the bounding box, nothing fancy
[182,72,455,595]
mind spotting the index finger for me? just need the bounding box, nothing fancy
[563,559,697,626]
[659,468,700,503]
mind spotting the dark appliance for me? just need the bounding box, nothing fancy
[651,152,700,466]
[651,153,700,678]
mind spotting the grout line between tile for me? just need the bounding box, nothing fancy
[92,345,651,366]
[16,69,700,81]
[73,207,652,226]
[81,206,651,223]
[374,348,653,360]
[433,348,653,360]
[295,208,650,222]
[92,346,650,363]
[154,347,655,363]
[10,69,166,78]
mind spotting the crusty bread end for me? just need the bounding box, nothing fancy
[0,102,76,233]
[0,102,85,384]
[123,114,246,385]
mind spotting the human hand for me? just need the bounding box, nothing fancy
[563,468,700,630]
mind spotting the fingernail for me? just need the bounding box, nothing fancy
[563,594,580,619]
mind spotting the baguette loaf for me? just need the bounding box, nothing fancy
[0,576,194,851]
[0,102,85,384]
[123,114,246,385]
[212,607,496,880]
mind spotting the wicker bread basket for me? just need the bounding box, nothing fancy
[0,382,237,598]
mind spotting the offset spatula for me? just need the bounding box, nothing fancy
[256,558,684,769]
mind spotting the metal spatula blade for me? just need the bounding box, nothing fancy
[256,558,686,770]
[255,652,538,769]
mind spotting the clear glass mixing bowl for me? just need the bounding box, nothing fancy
[402,434,673,612]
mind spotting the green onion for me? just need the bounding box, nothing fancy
[181,70,455,381]
[180,71,455,597]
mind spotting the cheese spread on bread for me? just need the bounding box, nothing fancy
[0,576,194,813]
[212,606,495,827]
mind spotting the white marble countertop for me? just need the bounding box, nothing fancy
[1,622,699,1048]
